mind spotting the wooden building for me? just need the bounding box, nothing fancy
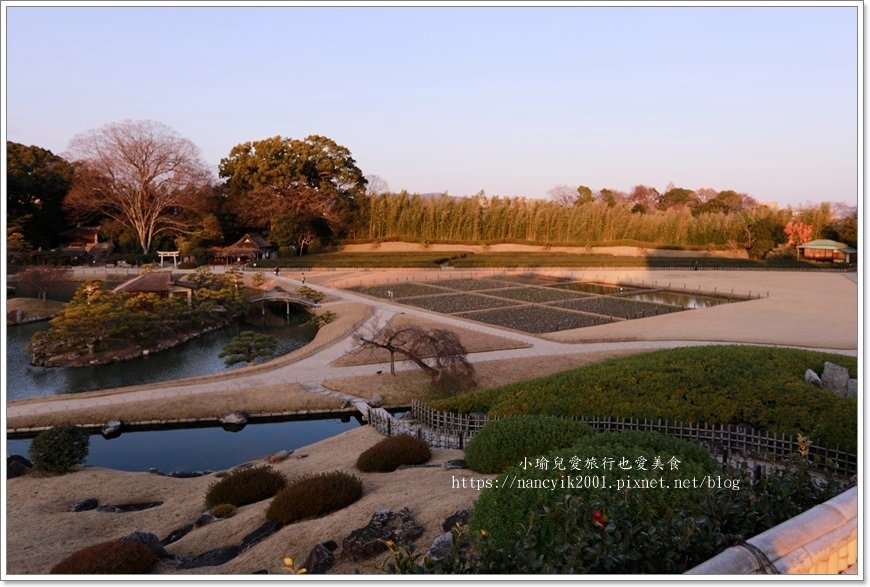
[112,272,193,301]
[796,239,857,264]
[211,233,275,264]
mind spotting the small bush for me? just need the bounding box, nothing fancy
[205,466,286,509]
[356,435,432,473]
[50,540,157,574]
[266,470,363,524]
[297,286,325,302]
[465,415,595,474]
[210,503,236,518]
[29,425,89,474]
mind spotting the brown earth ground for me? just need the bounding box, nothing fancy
[5,426,491,576]
[331,313,530,367]
[324,349,643,406]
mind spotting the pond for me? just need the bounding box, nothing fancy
[620,290,732,309]
[553,282,637,295]
[6,417,361,473]
[6,307,317,400]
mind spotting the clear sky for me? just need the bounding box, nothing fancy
[4,4,860,206]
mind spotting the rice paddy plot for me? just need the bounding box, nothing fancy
[400,293,522,314]
[457,305,614,333]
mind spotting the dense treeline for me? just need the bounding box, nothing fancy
[6,125,858,266]
[362,191,845,257]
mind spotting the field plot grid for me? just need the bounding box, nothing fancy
[348,274,732,335]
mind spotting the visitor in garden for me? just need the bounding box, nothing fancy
[274,266,279,276]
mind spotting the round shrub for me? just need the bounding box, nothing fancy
[266,470,363,524]
[210,503,236,518]
[470,431,719,573]
[50,540,157,574]
[29,425,90,474]
[356,435,432,472]
[205,466,286,509]
[465,415,594,473]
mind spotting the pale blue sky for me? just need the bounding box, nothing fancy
[4,5,859,206]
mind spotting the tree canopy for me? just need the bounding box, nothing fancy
[7,141,75,249]
[63,120,213,254]
[218,134,367,241]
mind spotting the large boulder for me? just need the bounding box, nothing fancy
[239,521,283,552]
[342,508,425,561]
[302,543,336,574]
[7,454,33,479]
[821,362,850,395]
[368,394,384,408]
[101,420,123,438]
[176,546,240,569]
[70,498,100,512]
[846,379,858,398]
[220,412,248,432]
[161,523,194,546]
[441,509,470,532]
[425,532,454,564]
[804,369,822,387]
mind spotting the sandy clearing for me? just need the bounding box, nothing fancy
[5,426,488,576]
[331,313,530,367]
[323,349,644,405]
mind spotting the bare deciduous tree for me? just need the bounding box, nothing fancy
[17,266,71,301]
[353,321,476,392]
[64,120,213,254]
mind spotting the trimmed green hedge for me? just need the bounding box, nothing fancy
[205,466,287,509]
[266,470,363,524]
[465,415,595,473]
[435,346,857,451]
[469,431,720,573]
[356,435,431,472]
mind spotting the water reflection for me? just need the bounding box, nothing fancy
[6,316,316,400]
[621,291,730,309]
[6,418,360,473]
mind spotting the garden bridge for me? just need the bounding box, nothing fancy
[247,287,320,315]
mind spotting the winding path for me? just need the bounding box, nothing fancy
[6,269,858,424]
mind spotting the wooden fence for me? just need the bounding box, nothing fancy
[408,401,857,477]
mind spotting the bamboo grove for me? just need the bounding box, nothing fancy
[361,192,836,252]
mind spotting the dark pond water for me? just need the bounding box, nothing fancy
[621,291,732,309]
[6,308,317,400]
[554,282,637,295]
[6,417,360,473]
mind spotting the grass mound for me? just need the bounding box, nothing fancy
[50,540,157,574]
[205,466,287,509]
[266,470,363,524]
[356,435,432,472]
[465,415,594,473]
[435,346,857,451]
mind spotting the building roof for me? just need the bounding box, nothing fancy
[797,239,856,252]
[113,272,187,294]
[60,226,101,238]
[227,233,273,251]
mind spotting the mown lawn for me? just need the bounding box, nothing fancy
[432,346,857,451]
